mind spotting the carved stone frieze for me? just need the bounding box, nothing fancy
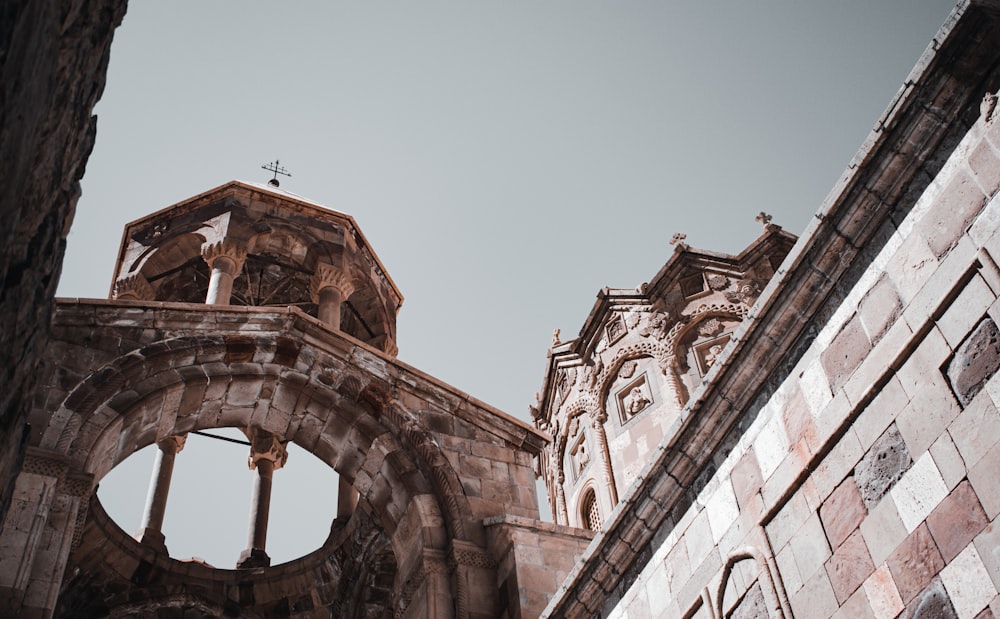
[724,278,761,305]
[618,360,638,379]
[707,274,729,291]
[638,311,670,340]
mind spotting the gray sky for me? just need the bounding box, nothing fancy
[58,1,956,567]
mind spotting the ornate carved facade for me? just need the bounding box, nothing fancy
[533,228,796,530]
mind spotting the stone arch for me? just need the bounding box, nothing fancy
[38,333,469,616]
[663,303,748,361]
[578,484,602,531]
[714,547,788,618]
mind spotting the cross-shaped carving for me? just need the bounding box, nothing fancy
[755,212,773,226]
[670,233,687,245]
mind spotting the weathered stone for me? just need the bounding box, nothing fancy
[888,524,945,605]
[855,424,912,510]
[728,581,767,619]
[902,578,958,619]
[947,318,1000,407]
[821,476,867,548]
[826,529,875,604]
[926,481,988,563]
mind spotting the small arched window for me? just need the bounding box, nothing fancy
[581,489,602,531]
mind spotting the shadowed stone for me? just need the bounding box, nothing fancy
[901,578,957,619]
[947,318,1000,407]
[855,424,912,510]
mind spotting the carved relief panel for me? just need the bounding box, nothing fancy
[616,373,653,423]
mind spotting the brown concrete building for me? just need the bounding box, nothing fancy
[1,1,1000,617]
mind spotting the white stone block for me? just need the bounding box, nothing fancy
[890,451,948,533]
[800,358,833,419]
[940,544,997,619]
[755,417,789,480]
[705,480,739,543]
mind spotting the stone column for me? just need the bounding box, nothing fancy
[311,263,359,518]
[135,435,185,552]
[238,429,287,569]
[202,240,247,305]
[555,471,569,526]
[590,411,619,507]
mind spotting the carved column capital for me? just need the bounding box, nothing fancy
[201,240,247,272]
[247,428,287,471]
[310,262,357,302]
[157,434,186,455]
[113,273,154,300]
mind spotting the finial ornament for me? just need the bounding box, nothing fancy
[670,233,687,246]
[755,212,773,227]
[552,328,561,346]
[262,159,292,187]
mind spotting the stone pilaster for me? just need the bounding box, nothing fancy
[201,240,247,305]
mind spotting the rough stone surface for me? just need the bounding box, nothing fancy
[902,578,958,619]
[926,481,988,564]
[889,523,946,605]
[947,318,1000,407]
[0,0,127,527]
[855,424,912,510]
[728,581,767,619]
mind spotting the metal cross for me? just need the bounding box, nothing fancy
[262,159,292,187]
[756,212,773,226]
[670,232,687,245]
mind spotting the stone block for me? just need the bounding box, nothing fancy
[825,529,875,604]
[939,275,996,351]
[947,318,1000,407]
[931,431,969,491]
[821,317,873,393]
[855,423,912,511]
[940,544,997,619]
[790,512,832,585]
[730,449,762,510]
[859,274,903,345]
[811,427,863,504]
[864,564,905,619]
[885,232,939,305]
[968,136,1000,199]
[902,578,958,619]
[854,375,910,452]
[968,439,1000,518]
[891,451,949,533]
[790,568,839,619]
[833,586,877,619]
[821,476,868,549]
[920,169,989,258]
[975,523,1000,593]
[949,388,1000,470]
[926,481,988,563]
[888,523,946,604]
[895,373,962,459]
[860,489,908,566]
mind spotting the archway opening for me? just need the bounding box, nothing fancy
[98,427,339,567]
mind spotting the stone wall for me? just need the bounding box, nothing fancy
[541,3,1000,617]
[0,0,127,522]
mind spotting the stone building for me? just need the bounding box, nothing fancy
[535,2,1000,617]
[1,1,1000,618]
